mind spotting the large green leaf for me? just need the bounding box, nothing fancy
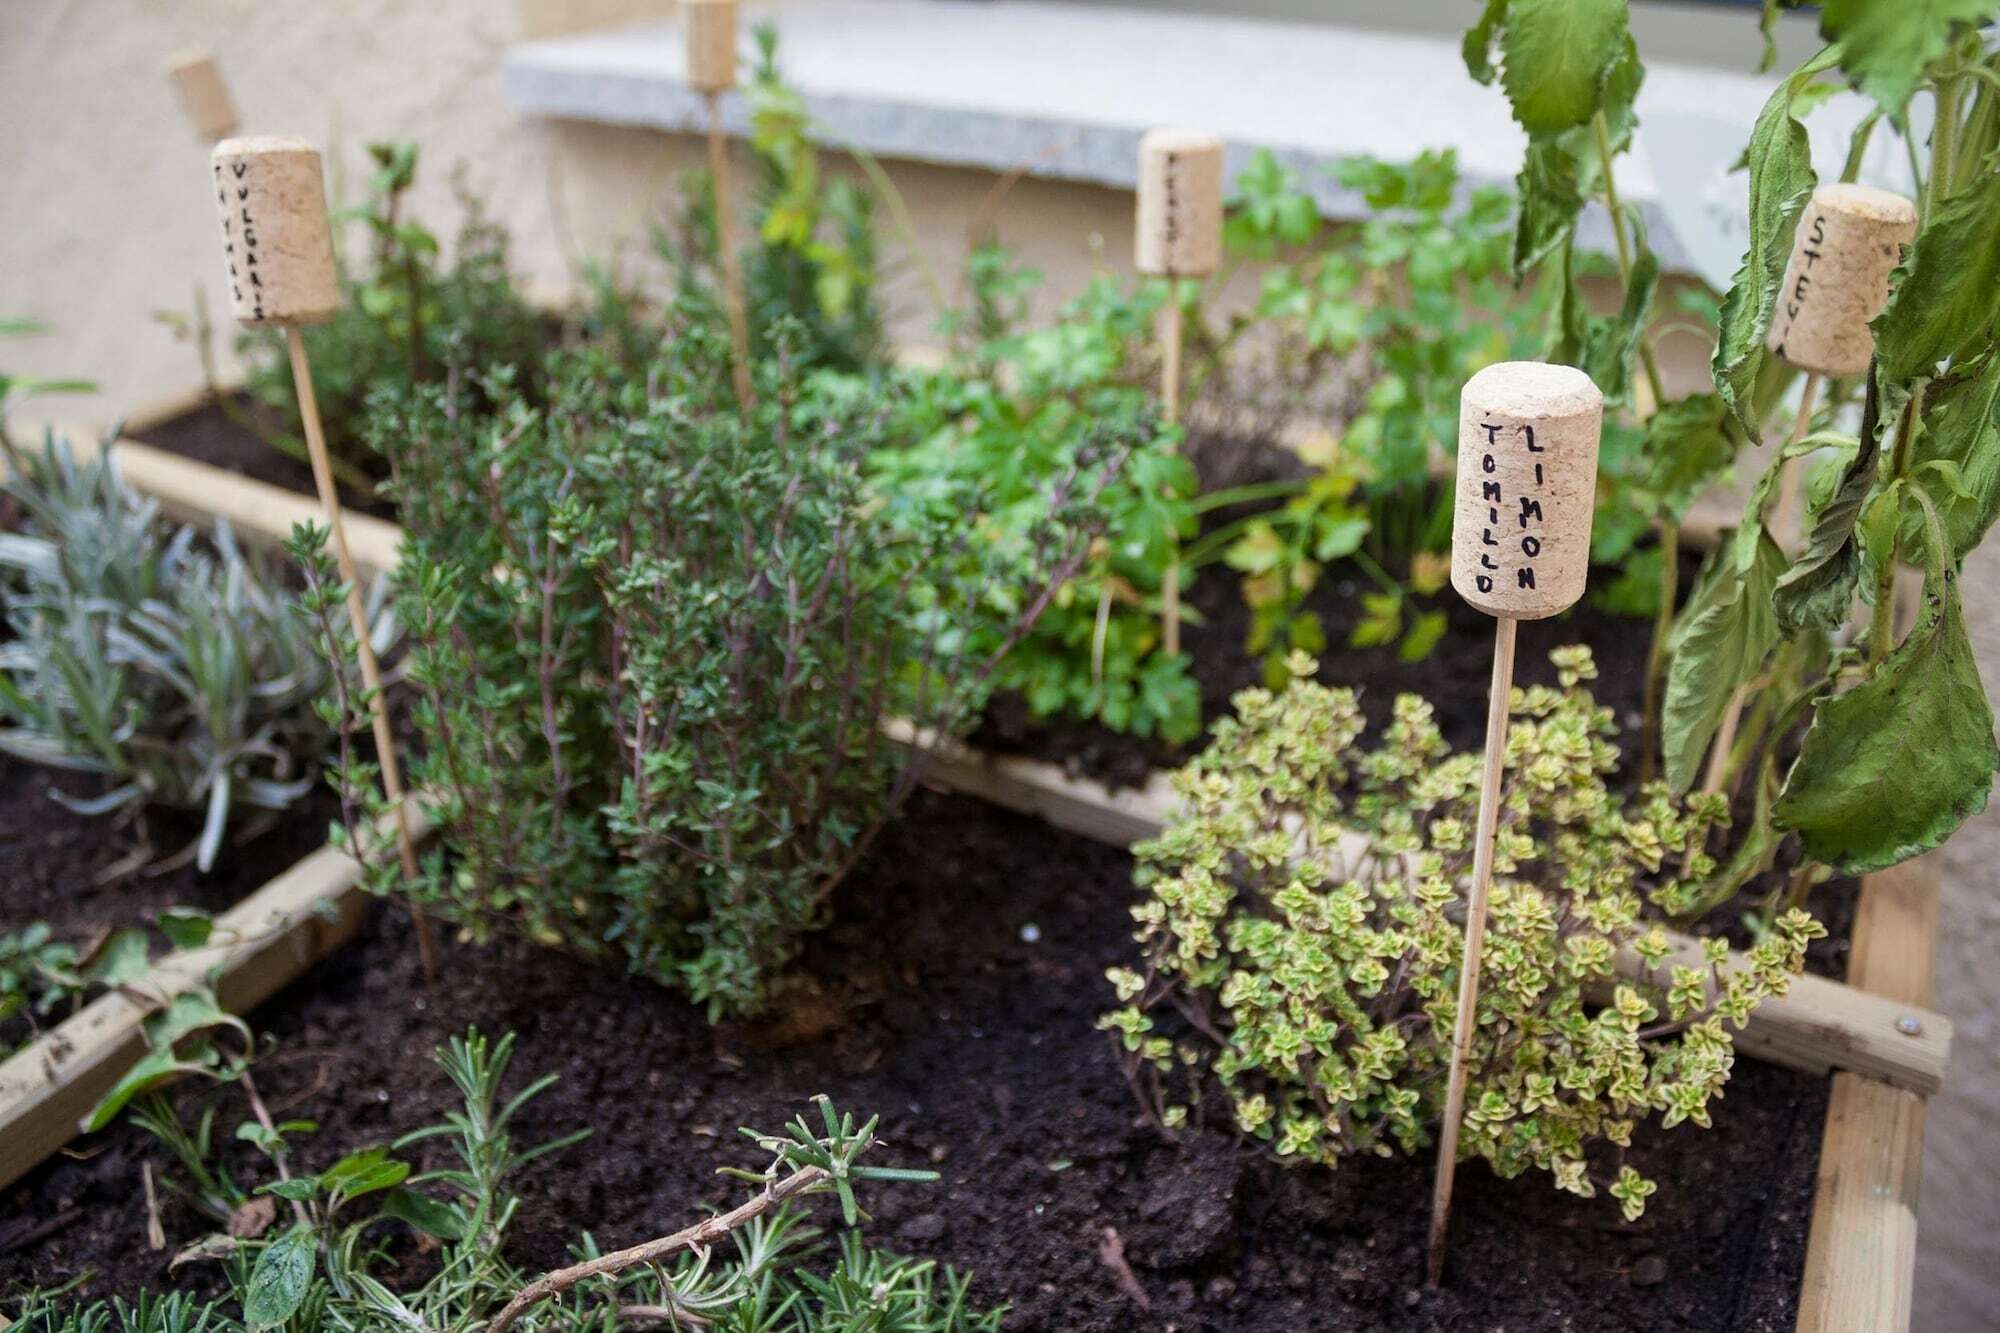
[1712,48,1840,438]
[1873,170,2000,386]
[1514,139,1587,277]
[1498,0,1630,133]
[1908,353,2000,561]
[244,1224,316,1330]
[1662,531,1786,791]
[1819,0,1998,116]
[1645,392,1736,523]
[1774,553,2000,872]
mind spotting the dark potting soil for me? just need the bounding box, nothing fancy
[129,393,393,520]
[0,759,343,1050]
[3,790,1823,1331]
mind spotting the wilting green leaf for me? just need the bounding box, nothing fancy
[1774,550,2000,872]
[1663,531,1786,791]
[1645,392,1736,522]
[1514,139,1586,277]
[1908,354,2000,561]
[244,1224,316,1330]
[1712,48,1840,438]
[1873,171,2000,386]
[1772,390,1881,631]
[1819,0,1998,117]
[1498,0,1630,133]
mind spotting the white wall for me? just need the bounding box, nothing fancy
[0,4,1992,1327]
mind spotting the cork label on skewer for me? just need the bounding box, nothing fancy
[210,137,341,330]
[1136,129,1223,278]
[686,0,740,94]
[1450,361,1603,621]
[1766,183,1919,378]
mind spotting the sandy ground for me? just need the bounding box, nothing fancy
[1,3,1993,1327]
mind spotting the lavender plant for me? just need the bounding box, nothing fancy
[0,433,337,872]
[1101,647,1822,1218]
[316,317,1115,1018]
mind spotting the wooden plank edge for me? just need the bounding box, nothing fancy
[1796,853,1941,1333]
[0,802,431,1194]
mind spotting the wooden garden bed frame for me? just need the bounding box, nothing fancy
[0,402,1947,1330]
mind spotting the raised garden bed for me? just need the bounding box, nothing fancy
[0,419,1951,1330]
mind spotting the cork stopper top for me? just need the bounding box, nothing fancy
[1461,360,1602,418]
[163,47,238,142]
[215,133,317,158]
[1812,181,1920,225]
[1140,127,1222,156]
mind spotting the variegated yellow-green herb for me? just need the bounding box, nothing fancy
[1102,648,1822,1219]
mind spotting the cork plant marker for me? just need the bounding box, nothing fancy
[687,0,753,414]
[206,136,435,980]
[164,48,239,143]
[1134,129,1222,659]
[1763,183,1918,556]
[1698,183,1917,798]
[1426,361,1603,1288]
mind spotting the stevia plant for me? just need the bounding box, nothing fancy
[15,1030,997,1332]
[303,314,1118,1019]
[1651,2,2000,901]
[0,433,340,872]
[1101,648,1822,1218]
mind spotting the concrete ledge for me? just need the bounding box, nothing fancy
[501,2,1688,265]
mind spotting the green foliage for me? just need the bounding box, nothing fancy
[16,1033,994,1332]
[664,26,887,376]
[1211,149,1560,676]
[2,912,216,1059]
[232,143,547,492]
[1661,9,2000,878]
[331,324,1108,1017]
[1100,649,1821,1218]
[875,258,1200,742]
[0,433,335,871]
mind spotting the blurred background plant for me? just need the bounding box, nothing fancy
[0,432,348,873]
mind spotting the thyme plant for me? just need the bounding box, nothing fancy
[323,321,1113,1017]
[0,434,336,872]
[1101,648,1822,1218]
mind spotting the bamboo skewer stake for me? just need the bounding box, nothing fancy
[163,48,239,143]
[1692,183,1915,797]
[208,136,434,980]
[688,0,753,414]
[1427,361,1603,1288]
[1135,129,1221,659]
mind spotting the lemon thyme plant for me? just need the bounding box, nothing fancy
[304,318,1118,1019]
[1100,648,1822,1218]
